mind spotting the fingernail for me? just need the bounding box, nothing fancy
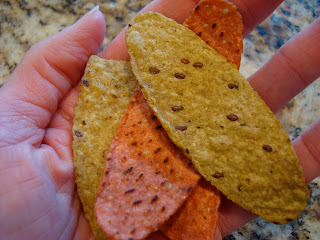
[87,5,99,15]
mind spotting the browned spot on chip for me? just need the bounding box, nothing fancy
[181,59,190,64]
[151,195,159,203]
[125,189,135,194]
[183,0,243,69]
[193,62,204,68]
[227,114,238,121]
[82,79,90,87]
[172,106,184,111]
[95,90,200,240]
[74,131,83,137]
[263,145,273,152]
[175,126,188,131]
[149,67,160,74]
[228,83,239,89]
[175,73,186,79]
[156,125,163,130]
[212,173,224,178]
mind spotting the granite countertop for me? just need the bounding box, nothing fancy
[0,0,319,239]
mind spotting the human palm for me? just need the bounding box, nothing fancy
[0,1,319,239]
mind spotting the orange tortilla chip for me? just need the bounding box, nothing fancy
[160,178,221,240]
[183,0,243,69]
[95,90,200,240]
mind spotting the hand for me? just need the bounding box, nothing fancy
[0,1,319,240]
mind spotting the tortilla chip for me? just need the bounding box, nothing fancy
[95,90,200,240]
[161,178,220,240]
[183,0,243,69]
[73,55,138,239]
[126,12,309,224]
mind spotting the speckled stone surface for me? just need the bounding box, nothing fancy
[0,0,319,239]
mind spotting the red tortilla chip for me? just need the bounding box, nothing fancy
[160,178,221,240]
[95,89,200,240]
[183,0,243,69]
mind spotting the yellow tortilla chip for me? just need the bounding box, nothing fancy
[126,12,309,224]
[73,55,138,239]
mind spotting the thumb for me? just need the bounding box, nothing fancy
[0,7,105,147]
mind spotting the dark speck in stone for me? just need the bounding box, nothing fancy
[297,218,305,225]
[115,14,123,21]
[281,8,291,16]
[248,232,260,240]
[256,26,267,37]
[293,25,301,32]
[271,14,282,24]
[27,9,32,17]
[286,102,294,109]
[126,1,144,11]
[272,24,282,34]
[275,37,285,49]
[223,235,236,240]
[294,127,302,138]
[290,231,299,240]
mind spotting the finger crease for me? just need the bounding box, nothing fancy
[44,55,73,91]
[278,48,309,88]
[31,62,64,101]
[300,135,320,172]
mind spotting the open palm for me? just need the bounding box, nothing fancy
[0,1,319,239]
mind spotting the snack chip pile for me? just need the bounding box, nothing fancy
[73,0,309,239]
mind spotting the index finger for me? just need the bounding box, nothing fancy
[100,0,199,60]
[100,0,284,60]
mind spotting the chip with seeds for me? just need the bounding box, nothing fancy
[183,0,243,69]
[95,90,200,240]
[161,178,220,240]
[126,12,309,224]
[73,55,138,240]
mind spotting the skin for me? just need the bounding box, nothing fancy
[0,0,319,239]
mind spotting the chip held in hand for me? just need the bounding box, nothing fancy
[95,90,200,240]
[126,12,309,224]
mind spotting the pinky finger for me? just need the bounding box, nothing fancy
[293,120,320,183]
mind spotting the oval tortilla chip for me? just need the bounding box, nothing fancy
[73,56,138,240]
[126,12,309,224]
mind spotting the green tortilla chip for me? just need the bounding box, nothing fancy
[73,55,138,239]
[126,12,309,224]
